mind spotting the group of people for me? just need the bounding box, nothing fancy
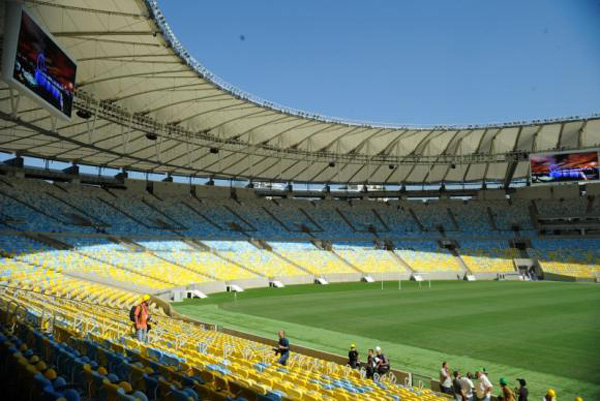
[132,307,583,401]
[439,363,505,401]
[439,362,582,401]
[347,344,390,379]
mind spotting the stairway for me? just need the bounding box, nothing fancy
[181,201,224,231]
[269,250,314,276]
[46,191,108,227]
[211,250,265,278]
[336,208,358,232]
[331,251,365,274]
[486,207,499,230]
[446,208,460,230]
[142,198,187,230]
[97,196,152,229]
[451,249,473,275]
[407,208,426,232]
[390,251,416,273]
[0,187,69,225]
[21,232,71,250]
[371,208,391,231]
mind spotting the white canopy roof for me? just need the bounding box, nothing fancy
[1,0,599,184]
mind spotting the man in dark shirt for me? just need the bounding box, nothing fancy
[365,348,376,379]
[275,330,290,366]
[452,371,464,400]
[348,344,360,369]
[515,378,528,401]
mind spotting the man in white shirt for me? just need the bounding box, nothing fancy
[439,362,452,394]
[460,372,475,401]
[476,370,493,401]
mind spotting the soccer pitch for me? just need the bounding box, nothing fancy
[173,280,600,399]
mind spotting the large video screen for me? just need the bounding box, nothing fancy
[2,4,76,120]
[530,151,600,184]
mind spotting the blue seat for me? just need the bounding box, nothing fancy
[142,374,160,401]
[171,387,199,401]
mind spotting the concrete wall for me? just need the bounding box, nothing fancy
[412,271,465,280]
[513,258,535,268]
[195,185,231,199]
[363,272,413,281]
[62,270,152,294]
[154,270,506,302]
[276,275,315,286]
[235,187,258,200]
[478,189,506,201]
[124,178,146,193]
[513,185,552,200]
[550,183,580,199]
[543,272,597,283]
[154,181,190,196]
[163,271,489,299]
[320,273,363,282]
[473,272,504,280]
[585,181,600,196]
[228,277,270,289]
[189,281,228,295]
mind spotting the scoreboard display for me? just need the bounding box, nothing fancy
[2,3,77,120]
[530,151,599,184]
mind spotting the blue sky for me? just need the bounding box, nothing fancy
[159,0,600,126]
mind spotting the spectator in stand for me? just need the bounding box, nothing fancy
[476,369,493,401]
[515,378,528,401]
[274,330,290,366]
[452,371,465,400]
[439,362,452,394]
[461,372,475,401]
[365,348,376,379]
[134,295,150,342]
[375,346,390,376]
[543,389,556,401]
[498,378,514,401]
[348,343,360,369]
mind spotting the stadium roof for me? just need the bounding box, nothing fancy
[1,0,599,185]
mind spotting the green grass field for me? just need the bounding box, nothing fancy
[173,280,600,399]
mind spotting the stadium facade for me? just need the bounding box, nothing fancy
[0,1,599,400]
[1,0,599,186]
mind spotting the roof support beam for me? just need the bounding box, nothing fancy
[53,31,155,37]
[28,1,149,18]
